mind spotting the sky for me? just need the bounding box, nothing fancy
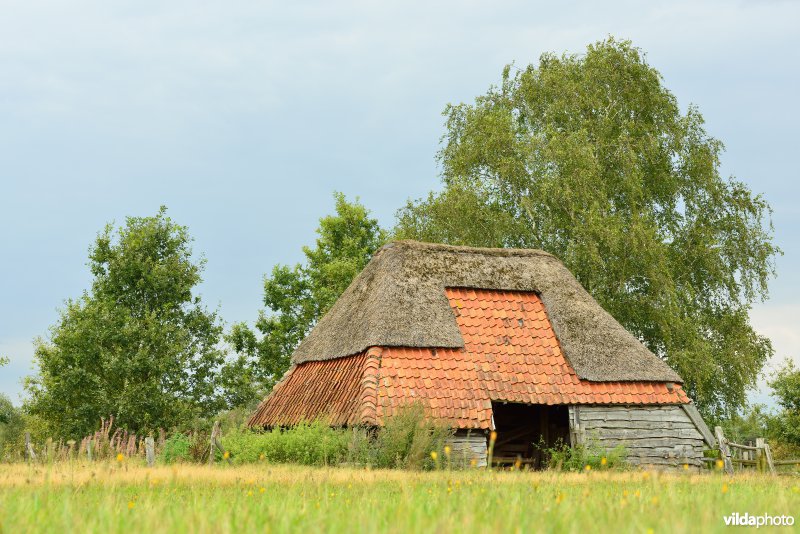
[1,1,798,407]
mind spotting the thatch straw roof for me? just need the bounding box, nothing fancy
[292,240,682,383]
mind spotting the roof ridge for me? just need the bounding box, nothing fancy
[378,240,557,259]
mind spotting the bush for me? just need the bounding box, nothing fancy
[220,405,452,470]
[544,439,628,471]
[160,433,192,464]
[221,421,353,466]
[373,403,453,470]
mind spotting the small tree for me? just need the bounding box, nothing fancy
[25,207,225,439]
[225,193,387,404]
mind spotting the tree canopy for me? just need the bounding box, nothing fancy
[396,38,779,419]
[25,208,225,438]
[224,193,387,405]
[767,361,800,446]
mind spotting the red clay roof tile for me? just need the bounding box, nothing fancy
[251,288,689,429]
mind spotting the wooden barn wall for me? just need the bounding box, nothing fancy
[448,430,488,468]
[570,405,706,468]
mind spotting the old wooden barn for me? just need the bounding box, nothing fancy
[248,240,715,469]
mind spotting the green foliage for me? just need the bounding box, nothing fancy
[720,404,770,445]
[225,193,387,403]
[0,395,25,461]
[544,440,628,472]
[161,433,192,464]
[221,421,354,466]
[221,406,452,470]
[396,37,779,419]
[766,360,800,446]
[372,403,453,470]
[25,207,226,439]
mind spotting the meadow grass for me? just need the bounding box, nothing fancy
[0,462,797,533]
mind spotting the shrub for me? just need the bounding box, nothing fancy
[220,405,452,470]
[544,439,628,471]
[161,433,191,464]
[373,403,453,470]
[221,421,352,466]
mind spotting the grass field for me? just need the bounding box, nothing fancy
[0,463,797,533]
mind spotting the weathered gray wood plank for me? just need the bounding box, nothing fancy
[680,403,715,448]
[581,420,697,430]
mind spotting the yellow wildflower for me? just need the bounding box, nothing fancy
[223,451,230,460]
[683,464,689,471]
[555,493,564,504]
[430,451,438,461]
[715,459,724,470]
[116,453,124,463]
[600,457,607,466]
[444,446,452,457]
[721,483,728,494]
[259,487,266,494]
[584,464,592,471]
[127,501,135,510]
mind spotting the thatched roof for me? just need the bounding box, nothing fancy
[292,240,682,383]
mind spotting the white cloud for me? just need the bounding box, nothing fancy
[747,303,800,407]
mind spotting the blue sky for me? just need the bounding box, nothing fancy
[1,1,798,406]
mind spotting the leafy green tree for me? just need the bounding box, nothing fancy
[766,360,800,446]
[225,193,387,404]
[0,394,25,460]
[25,207,225,439]
[396,38,779,419]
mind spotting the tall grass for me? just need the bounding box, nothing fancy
[220,404,453,469]
[0,463,796,533]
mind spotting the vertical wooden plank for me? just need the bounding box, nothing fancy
[24,432,37,462]
[762,441,776,476]
[755,438,765,473]
[208,421,219,465]
[87,438,93,462]
[714,426,733,475]
[145,437,155,467]
[568,406,577,446]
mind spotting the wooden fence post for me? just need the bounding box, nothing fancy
[209,422,218,465]
[762,440,776,476]
[714,426,733,475]
[24,432,37,463]
[87,438,93,462]
[145,437,155,467]
[755,438,766,473]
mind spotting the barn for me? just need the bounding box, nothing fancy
[248,240,715,469]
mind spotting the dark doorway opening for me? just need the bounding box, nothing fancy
[490,402,570,469]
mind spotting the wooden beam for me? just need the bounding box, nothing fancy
[681,403,715,448]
